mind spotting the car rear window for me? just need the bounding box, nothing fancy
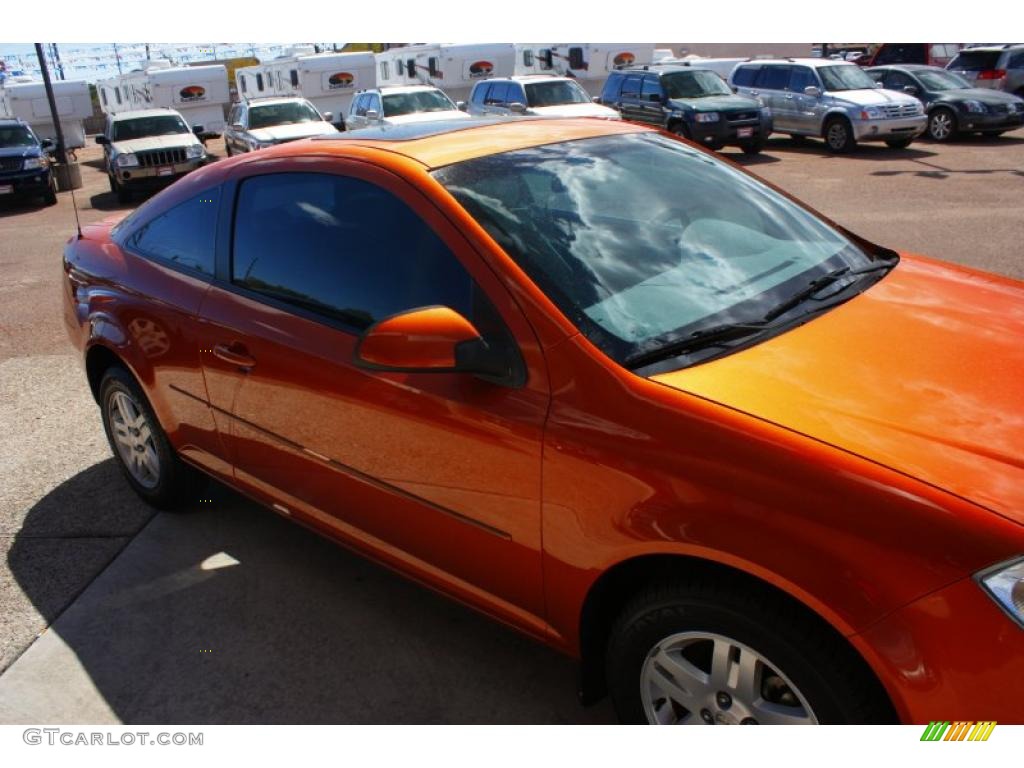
[949,50,1003,70]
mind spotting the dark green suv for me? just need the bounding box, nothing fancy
[598,65,772,154]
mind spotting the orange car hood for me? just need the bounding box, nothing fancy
[651,255,1024,525]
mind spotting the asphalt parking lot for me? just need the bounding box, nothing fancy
[0,128,1022,724]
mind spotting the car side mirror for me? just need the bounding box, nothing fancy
[231,122,245,132]
[40,138,56,151]
[95,135,109,145]
[456,101,467,111]
[322,111,333,122]
[902,85,919,96]
[803,85,822,97]
[354,306,511,381]
[192,124,205,135]
[508,102,527,114]
[365,108,380,121]
[872,81,884,88]
[592,96,601,103]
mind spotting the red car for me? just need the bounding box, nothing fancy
[63,117,1024,724]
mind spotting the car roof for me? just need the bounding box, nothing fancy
[737,58,850,68]
[867,64,944,72]
[483,75,575,83]
[372,85,444,95]
[244,96,311,106]
[0,118,30,127]
[308,116,647,168]
[616,64,715,75]
[109,108,183,121]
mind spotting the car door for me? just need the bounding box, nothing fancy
[785,65,821,134]
[754,65,792,131]
[638,75,666,126]
[618,75,645,122]
[197,159,550,619]
[881,70,925,107]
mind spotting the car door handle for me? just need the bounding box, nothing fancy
[213,342,256,370]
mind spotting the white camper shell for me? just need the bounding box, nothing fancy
[235,49,376,128]
[98,60,230,137]
[378,44,517,105]
[514,44,657,95]
[0,78,93,149]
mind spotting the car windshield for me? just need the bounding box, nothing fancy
[916,69,972,90]
[524,80,591,107]
[662,70,732,98]
[112,115,190,141]
[434,132,880,370]
[249,101,321,129]
[818,65,878,91]
[382,90,455,116]
[0,125,38,147]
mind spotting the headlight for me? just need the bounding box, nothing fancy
[185,144,205,160]
[860,106,883,119]
[695,112,719,123]
[114,153,139,168]
[977,557,1024,628]
[963,100,987,113]
[23,156,48,170]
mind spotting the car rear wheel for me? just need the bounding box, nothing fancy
[823,117,856,153]
[739,139,764,155]
[109,173,131,204]
[42,176,58,206]
[927,108,957,142]
[670,122,691,140]
[606,578,895,725]
[99,366,204,509]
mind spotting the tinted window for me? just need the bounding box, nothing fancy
[1009,51,1024,69]
[641,76,662,100]
[231,173,476,330]
[882,71,915,91]
[949,50,1002,71]
[731,65,759,87]
[129,189,219,276]
[620,75,643,99]
[486,83,510,104]
[756,66,792,90]
[505,83,526,104]
[788,67,817,92]
[472,82,491,105]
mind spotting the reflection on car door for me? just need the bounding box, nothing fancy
[618,75,645,122]
[754,66,793,131]
[639,75,666,126]
[197,159,550,623]
[786,66,822,135]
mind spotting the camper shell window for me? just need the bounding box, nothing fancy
[523,50,534,68]
[290,69,299,87]
[256,74,264,92]
[380,61,390,81]
[428,57,439,77]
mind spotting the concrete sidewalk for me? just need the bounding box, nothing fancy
[0,482,614,724]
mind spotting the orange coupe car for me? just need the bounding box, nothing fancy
[62,117,1024,725]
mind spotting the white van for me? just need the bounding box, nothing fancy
[98,60,230,137]
[379,44,517,105]
[514,44,657,95]
[235,49,376,129]
[0,77,93,149]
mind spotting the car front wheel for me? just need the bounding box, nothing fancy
[927,108,957,141]
[606,578,895,725]
[823,117,856,153]
[99,366,203,509]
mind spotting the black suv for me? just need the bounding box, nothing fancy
[598,65,772,154]
[0,119,57,207]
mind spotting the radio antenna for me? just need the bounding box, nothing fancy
[69,181,83,239]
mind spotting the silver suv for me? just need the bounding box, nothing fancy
[95,108,207,203]
[946,45,1024,98]
[730,58,926,152]
[224,97,337,156]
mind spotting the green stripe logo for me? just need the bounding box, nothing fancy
[921,721,950,741]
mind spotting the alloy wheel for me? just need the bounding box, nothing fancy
[108,390,161,489]
[929,111,953,141]
[640,631,818,725]
[826,122,848,150]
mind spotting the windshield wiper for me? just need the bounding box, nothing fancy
[626,257,897,371]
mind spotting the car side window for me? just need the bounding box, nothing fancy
[788,67,816,92]
[731,66,758,87]
[127,188,219,277]
[1009,51,1024,69]
[486,83,510,105]
[368,94,381,114]
[641,76,662,101]
[472,83,490,105]
[231,173,486,332]
[883,71,914,91]
[352,95,366,117]
[620,75,643,100]
[506,83,526,105]
[756,66,791,91]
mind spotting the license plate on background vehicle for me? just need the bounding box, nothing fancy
[157,166,173,177]
[0,184,13,195]
[737,127,754,138]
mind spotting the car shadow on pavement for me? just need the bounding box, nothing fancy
[6,462,614,724]
[764,136,938,161]
[88,192,140,213]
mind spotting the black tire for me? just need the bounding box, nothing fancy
[42,176,58,206]
[116,180,131,204]
[99,366,204,510]
[927,107,957,142]
[606,577,895,725]
[739,139,764,155]
[885,137,914,149]
[670,121,691,140]
[823,116,856,153]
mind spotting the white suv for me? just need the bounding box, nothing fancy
[347,86,470,130]
[468,76,620,119]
